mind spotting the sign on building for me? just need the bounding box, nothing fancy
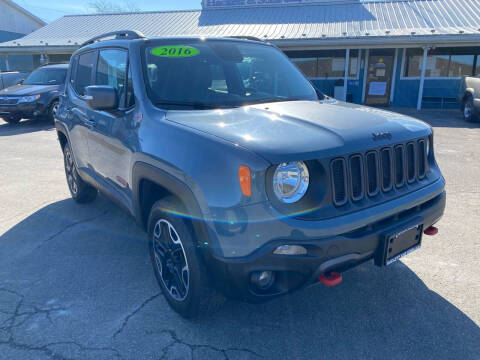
[202,0,353,8]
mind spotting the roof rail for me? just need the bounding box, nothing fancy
[80,30,146,47]
[225,36,263,42]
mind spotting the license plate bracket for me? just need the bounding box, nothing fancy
[375,224,423,266]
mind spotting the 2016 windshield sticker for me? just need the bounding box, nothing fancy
[151,46,200,58]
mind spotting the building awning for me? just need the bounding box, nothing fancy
[2,0,480,53]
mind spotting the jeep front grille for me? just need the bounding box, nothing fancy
[331,158,348,206]
[406,142,416,183]
[417,139,426,179]
[394,145,405,187]
[366,151,380,196]
[349,155,364,201]
[380,148,393,192]
[330,138,429,206]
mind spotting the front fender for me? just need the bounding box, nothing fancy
[131,161,208,228]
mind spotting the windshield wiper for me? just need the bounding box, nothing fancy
[239,97,306,106]
[154,101,224,110]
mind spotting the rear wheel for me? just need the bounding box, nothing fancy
[63,143,97,203]
[148,197,221,318]
[463,96,476,122]
[3,115,21,124]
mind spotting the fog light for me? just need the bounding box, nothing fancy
[273,245,307,255]
[250,271,275,290]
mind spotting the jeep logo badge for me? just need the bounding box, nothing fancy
[372,131,392,141]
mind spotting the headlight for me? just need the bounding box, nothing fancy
[426,136,430,156]
[18,94,40,103]
[273,161,309,203]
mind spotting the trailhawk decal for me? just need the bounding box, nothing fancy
[151,46,200,58]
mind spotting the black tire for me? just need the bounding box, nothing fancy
[463,96,477,122]
[47,100,59,123]
[148,197,221,318]
[4,115,21,124]
[63,143,97,203]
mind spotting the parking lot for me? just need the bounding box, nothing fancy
[0,109,479,360]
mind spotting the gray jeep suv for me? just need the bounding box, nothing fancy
[55,31,446,318]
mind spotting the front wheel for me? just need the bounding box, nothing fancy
[148,197,220,318]
[63,143,97,203]
[47,100,59,123]
[463,96,477,122]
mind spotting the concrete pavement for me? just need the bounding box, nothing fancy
[0,110,479,359]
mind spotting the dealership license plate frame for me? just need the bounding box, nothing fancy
[375,224,423,266]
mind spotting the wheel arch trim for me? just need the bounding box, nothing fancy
[131,162,211,242]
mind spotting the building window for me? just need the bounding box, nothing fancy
[404,48,476,78]
[48,54,72,64]
[449,55,474,77]
[317,57,346,78]
[290,58,317,78]
[287,50,359,79]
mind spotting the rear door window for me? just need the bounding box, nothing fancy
[75,51,95,96]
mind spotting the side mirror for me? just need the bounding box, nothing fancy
[17,79,24,85]
[85,85,118,110]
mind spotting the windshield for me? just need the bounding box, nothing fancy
[143,40,319,109]
[24,68,66,85]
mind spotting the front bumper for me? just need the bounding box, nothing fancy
[205,189,446,301]
[0,102,46,118]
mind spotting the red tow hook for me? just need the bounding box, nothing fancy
[318,272,342,287]
[424,226,439,236]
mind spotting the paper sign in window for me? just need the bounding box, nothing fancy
[368,82,387,96]
[332,58,345,72]
[350,58,358,75]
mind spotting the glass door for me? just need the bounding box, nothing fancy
[365,54,394,106]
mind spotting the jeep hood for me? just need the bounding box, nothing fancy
[0,84,60,96]
[165,100,431,164]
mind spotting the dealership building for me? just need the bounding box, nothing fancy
[1,0,480,109]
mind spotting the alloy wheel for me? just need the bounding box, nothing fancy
[152,219,190,301]
[52,102,59,117]
[64,148,78,195]
[464,102,472,120]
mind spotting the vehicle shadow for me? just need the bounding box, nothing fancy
[0,118,53,136]
[0,198,478,359]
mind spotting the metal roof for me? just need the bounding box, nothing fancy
[2,0,480,52]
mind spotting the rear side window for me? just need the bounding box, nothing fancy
[95,49,128,107]
[75,52,95,96]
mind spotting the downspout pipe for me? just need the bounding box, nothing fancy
[343,48,350,101]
